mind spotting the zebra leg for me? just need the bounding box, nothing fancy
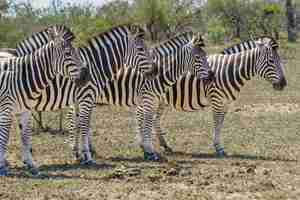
[0,107,13,176]
[66,106,96,161]
[140,95,161,161]
[17,112,39,175]
[153,104,173,153]
[87,128,96,157]
[65,107,81,159]
[135,105,144,148]
[78,104,96,165]
[212,111,226,157]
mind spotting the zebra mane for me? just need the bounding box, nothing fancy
[15,24,75,56]
[221,35,278,55]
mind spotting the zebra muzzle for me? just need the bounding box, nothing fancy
[143,62,159,80]
[203,70,215,84]
[76,67,90,87]
[272,78,287,91]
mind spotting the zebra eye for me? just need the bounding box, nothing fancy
[194,55,201,60]
[135,39,145,50]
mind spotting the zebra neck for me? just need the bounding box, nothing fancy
[210,48,259,100]
[17,43,56,96]
[234,48,259,82]
[78,38,127,92]
[157,47,190,88]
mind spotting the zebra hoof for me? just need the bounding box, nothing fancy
[27,166,40,176]
[23,162,40,176]
[0,166,8,176]
[80,159,97,166]
[216,148,226,158]
[144,152,162,162]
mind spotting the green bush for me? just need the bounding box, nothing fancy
[207,18,226,44]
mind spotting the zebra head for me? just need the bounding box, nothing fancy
[255,37,287,91]
[16,24,75,56]
[125,24,158,80]
[189,33,214,83]
[46,26,90,87]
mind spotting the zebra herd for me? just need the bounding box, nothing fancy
[0,24,286,176]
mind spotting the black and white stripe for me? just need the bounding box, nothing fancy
[0,26,87,176]
[11,24,157,167]
[140,36,287,158]
[66,32,212,161]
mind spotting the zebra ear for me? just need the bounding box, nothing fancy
[262,36,279,49]
[254,39,265,47]
[129,24,145,39]
[191,33,205,47]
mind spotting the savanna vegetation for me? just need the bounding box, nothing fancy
[0,0,300,199]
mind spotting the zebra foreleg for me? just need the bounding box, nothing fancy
[153,104,173,153]
[78,104,96,165]
[67,107,96,160]
[212,111,226,157]
[17,112,39,175]
[139,95,162,161]
[0,106,13,176]
[66,107,81,159]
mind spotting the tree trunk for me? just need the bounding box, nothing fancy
[286,0,297,42]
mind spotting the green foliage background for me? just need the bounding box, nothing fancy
[0,0,298,47]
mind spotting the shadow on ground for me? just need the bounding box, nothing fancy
[164,151,298,162]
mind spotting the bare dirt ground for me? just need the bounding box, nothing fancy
[0,48,300,200]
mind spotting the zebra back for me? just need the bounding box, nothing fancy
[0,48,17,58]
[221,36,279,55]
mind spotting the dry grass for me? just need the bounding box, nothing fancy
[1,43,300,200]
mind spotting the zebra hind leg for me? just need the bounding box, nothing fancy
[158,134,173,154]
[153,104,173,153]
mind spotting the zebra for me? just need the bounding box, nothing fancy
[65,32,214,161]
[136,36,287,158]
[0,25,89,176]
[4,24,158,168]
